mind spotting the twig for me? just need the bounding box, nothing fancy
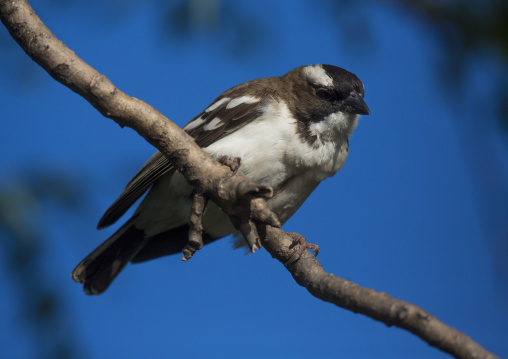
[182,191,208,261]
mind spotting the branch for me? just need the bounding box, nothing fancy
[260,226,499,359]
[0,1,499,358]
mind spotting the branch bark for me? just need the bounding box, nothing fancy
[0,1,499,358]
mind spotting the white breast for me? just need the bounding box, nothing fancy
[203,100,358,223]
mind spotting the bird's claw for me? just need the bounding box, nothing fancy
[218,155,242,174]
[285,232,319,266]
[239,220,262,253]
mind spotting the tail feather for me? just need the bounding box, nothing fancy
[72,222,223,294]
[131,225,217,263]
[71,219,147,295]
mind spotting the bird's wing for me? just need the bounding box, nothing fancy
[97,151,174,229]
[184,95,264,148]
[96,95,265,229]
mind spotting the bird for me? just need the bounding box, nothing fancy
[71,64,370,295]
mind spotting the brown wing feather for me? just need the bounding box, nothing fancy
[97,152,174,229]
[187,100,263,148]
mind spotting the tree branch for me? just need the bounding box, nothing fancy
[0,1,499,358]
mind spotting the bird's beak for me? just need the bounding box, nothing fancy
[343,90,370,115]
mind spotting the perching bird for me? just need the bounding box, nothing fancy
[71,64,370,294]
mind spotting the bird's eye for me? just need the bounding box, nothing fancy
[317,88,333,101]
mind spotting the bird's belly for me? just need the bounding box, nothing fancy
[266,171,320,224]
[203,171,321,238]
[138,124,348,239]
[136,171,237,238]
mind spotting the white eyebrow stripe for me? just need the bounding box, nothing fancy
[183,117,205,131]
[204,97,230,112]
[302,65,333,87]
[203,117,223,131]
[226,96,260,109]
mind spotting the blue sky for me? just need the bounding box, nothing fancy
[1,1,507,358]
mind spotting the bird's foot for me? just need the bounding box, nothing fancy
[239,220,262,253]
[219,154,280,255]
[285,232,319,266]
[218,155,242,174]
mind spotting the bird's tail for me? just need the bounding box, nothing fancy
[71,219,148,295]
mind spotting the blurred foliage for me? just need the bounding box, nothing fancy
[0,170,88,359]
[159,0,267,55]
[393,0,508,131]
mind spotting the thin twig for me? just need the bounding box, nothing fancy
[182,191,207,261]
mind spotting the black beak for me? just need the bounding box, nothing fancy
[342,90,370,115]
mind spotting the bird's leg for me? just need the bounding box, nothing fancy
[182,190,208,261]
[239,220,262,253]
[218,155,242,174]
[219,155,279,253]
[285,232,319,266]
[219,155,260,251]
